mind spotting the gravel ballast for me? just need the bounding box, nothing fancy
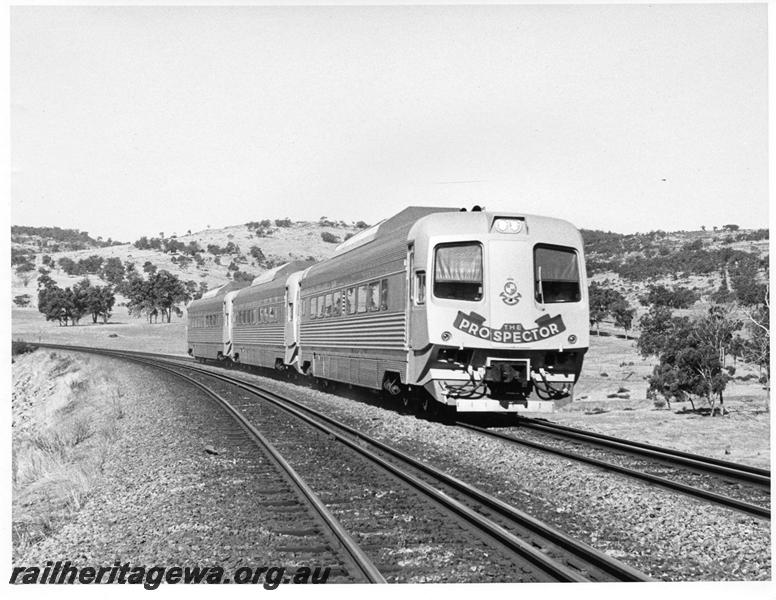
[236,370,771,582]
[13,352,350,584]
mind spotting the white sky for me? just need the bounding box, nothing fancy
[10,3,768,242]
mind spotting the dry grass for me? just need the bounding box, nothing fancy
[12,352,128,560]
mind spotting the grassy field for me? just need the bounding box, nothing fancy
[12,349,128,560]
[12,306,770,468]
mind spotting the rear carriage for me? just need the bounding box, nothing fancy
[186,281,249,360]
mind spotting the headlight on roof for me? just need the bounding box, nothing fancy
[492,218,524,234]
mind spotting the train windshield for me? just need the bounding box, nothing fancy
[534,245,581,303]
[434,243,483,301]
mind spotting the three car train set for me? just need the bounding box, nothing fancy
[187,206,590,413]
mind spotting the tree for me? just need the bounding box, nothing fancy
[126,270,188,323]
[84,285,115,324]
[13,294,31,307]
[611,299,635,339]
[102,257,126,286]
[739,287,770,400]
[151,270,189,322]
[143,261,158,276]
[58,257,78,275]
[16,261,35,286]
[588,282,625,335]
[249,246,266,264]
[637,305,679,358]
[642,305,740,415]
[37,268,55,290]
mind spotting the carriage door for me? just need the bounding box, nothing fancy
[408,244,428,350]
[284,272,303,365]
[222,291,239,358]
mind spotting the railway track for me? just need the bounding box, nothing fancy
[32,343,652,583]
[128,354,386,582]
[457,417,770,520]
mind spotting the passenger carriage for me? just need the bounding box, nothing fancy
[230,261,314,370]
[186,281,249,361]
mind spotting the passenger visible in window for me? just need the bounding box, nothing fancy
[346,288,356,314]
[380,279,389,310]
[367,281,380,311]
[332,291,341,317]
[324,294,333,317]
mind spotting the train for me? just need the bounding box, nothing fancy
[186,206,589,414]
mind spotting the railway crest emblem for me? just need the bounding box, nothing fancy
[500,279,521,305]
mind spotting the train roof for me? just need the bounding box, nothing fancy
[304,207,459,289]
[188,280,249,312]
[234,260,316,303]
[333,206,457,257]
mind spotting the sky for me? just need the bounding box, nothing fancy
[10,4,769,243]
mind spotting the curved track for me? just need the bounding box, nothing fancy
[32,343,653,582]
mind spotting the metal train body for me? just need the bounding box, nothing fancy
[186,207,589,413]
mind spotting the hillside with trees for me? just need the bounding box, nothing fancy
[11,217,369,315]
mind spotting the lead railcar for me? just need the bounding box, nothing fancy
[296,206,589,413]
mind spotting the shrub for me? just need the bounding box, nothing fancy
[12,340,37,356]
[321,232,340,244]
[13,294,32,307]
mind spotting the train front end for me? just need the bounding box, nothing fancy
[407,210,589,412]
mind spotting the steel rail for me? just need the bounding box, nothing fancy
[513,417,770,485]
[45,344,589,582]
[457,422,770,520]
[148,359,653,583]
[106,355,386,583]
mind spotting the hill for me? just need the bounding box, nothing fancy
[11,226,123,254]
[11,219,367,306]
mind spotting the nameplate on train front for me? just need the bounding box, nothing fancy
[452,311,566,343]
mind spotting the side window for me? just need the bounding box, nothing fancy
[317,295,326,319]
[310,297,317,319]
[367,281,380,312]
[324,293,333,317]
[415,271,426,305]
[346,287,356,314]
[269,306,276,322]
[380,279,389,310]
[332,291,342,317]
[357,285,368,313]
